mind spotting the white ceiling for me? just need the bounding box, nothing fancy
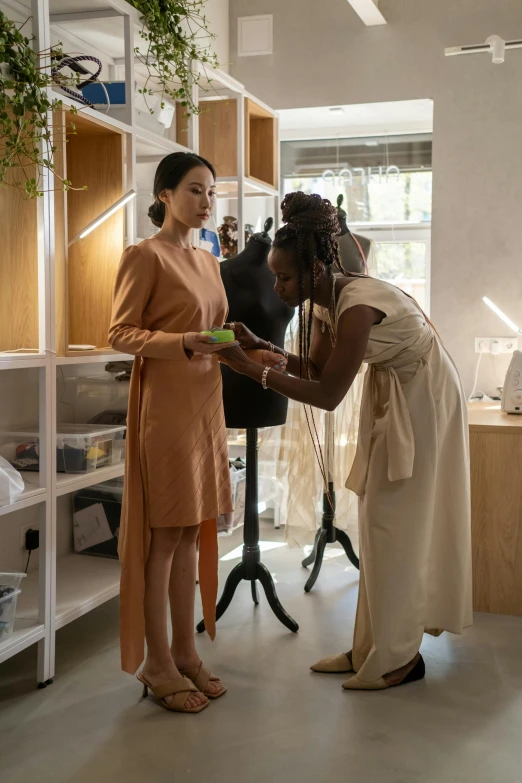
[279,99,434,141]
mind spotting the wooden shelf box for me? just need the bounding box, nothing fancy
[54,112,126,356]
[245,99,278,190]
[178,98,279,191]
[0,170,39,355]
[179,98,238,179]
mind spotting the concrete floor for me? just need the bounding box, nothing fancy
[1,522,522,783]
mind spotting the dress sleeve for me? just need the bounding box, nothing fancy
[337,278,392,322]
[108,245,188,360]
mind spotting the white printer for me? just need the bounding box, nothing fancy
[502,350,522,413]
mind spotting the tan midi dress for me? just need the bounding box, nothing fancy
[109,237,233,675]
[318,277,472,684]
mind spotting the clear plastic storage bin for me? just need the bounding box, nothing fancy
[0,573,25,641]
[0,424,126,474]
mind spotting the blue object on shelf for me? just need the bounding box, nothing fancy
[200,226,221,258]
[81,81,126,105]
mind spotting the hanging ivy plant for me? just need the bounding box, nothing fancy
[0,11,84,197]
[129,0,219,115]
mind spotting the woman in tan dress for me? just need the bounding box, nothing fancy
[220,192,472,691]
[109,153,235,713]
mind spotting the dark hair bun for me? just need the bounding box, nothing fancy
[281,192,340,240]
[148,199,165,228]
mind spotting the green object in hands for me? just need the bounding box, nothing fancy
[200,327,235,344]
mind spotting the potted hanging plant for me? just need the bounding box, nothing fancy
[129,1,219,116]
[0,11,85,197]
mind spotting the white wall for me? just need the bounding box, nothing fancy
[229,0,522,395]
[205,0,230,71]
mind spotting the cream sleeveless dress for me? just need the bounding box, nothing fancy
[316,276,472,683]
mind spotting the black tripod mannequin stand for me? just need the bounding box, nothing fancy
[302,482,360,592]
[301,412,360,592]
[197,428,299,634]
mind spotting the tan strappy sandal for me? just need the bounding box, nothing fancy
[137,673,209,714]
[179,661,227,700]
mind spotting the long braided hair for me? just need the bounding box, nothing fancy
[273,192,349,491]
[273,192,346,378]
[273,192,440,492]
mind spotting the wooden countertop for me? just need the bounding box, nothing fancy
[467,402,522,433]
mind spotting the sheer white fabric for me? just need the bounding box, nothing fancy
[259,245,376,549]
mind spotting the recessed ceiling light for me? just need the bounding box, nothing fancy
[365,140,379,146]
[329,106,345,114]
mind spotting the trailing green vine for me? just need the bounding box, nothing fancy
[0,2,218,196]
[129,0,219,116]
[0,11,82,197]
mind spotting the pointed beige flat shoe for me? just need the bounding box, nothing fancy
[310,652,354,673]
[343,675,388,690]
[342,654,425,691]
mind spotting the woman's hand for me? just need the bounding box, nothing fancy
[259,350,288,371]
[218,346,286,374]
[183,332,238,356]
[225,322,264,351]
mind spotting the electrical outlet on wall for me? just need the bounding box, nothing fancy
[475,337,519,354]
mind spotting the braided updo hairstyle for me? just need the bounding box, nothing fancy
[273,192,346,379]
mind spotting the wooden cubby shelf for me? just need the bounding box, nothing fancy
[186,96,279,191]
[245,99,279,190]
[0,170,39,356]
[55,111,126,357]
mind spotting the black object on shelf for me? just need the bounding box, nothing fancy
[301,482,360,592]
[197,428,299,634]
[73,480,123,559]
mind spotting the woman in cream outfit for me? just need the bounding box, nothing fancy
[221,192,472,691]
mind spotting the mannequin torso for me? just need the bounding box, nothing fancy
[336,195,371,274]
[220,224,294,428]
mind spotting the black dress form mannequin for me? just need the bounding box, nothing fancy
[219,219,294,428]
[336,194,371,274]
[301,196,362,590]
[197,219,299,634]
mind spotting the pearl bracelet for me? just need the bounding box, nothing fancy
[262,366,271,390]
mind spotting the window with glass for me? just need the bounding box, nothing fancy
[281,134,432,309]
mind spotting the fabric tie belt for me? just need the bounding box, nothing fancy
[346,327,434,497]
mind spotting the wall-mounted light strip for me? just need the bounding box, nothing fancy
[346,0,386,26]
[68,189,136,247]
[483,297,522,335]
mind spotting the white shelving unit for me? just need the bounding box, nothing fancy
[0,0,280,687]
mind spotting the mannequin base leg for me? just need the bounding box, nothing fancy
[303,527,359,593]
[256,563,299,632]
[302,529,320,568]
[336,528,360,569]
[197,561,298,633]
[196,562,244,634]
[304,529,328,593]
